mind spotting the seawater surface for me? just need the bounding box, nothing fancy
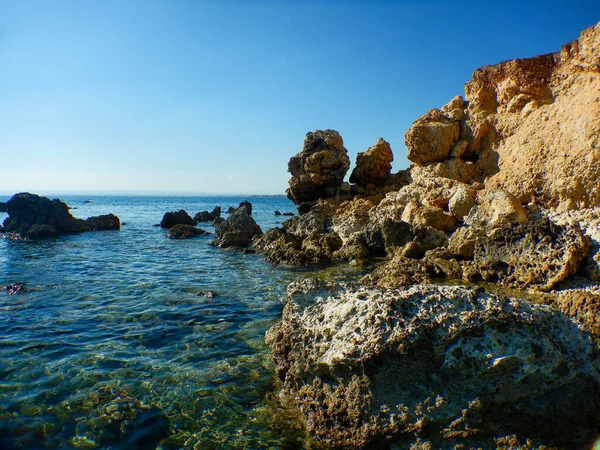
[0,195,362,449]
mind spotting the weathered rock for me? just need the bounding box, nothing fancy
[448,186,476,219]
[267,280,600,449]
[85,214,120,231]
[214,207,262,248]
[166,224,208,239]
[160,210,195,229]
[405,108,461,165]
[194,206,221,222]
[238,201,252,215]
[286,129,351,204]
[2,193,120,240]
[400,200,457,233]
[465,189,528,233]
[466,218,591,290]
[349,138,394,187]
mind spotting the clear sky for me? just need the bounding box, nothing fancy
[1,1,598,195]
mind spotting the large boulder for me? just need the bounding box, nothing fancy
[267,280,600,449]
[405,108,461,165]
[286,129,351,204]
[160,210,195,229]
[214,206,262,248]
[2,193,120,239]
[349,138,393,188]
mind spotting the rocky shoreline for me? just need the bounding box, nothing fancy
[260,22,600,449]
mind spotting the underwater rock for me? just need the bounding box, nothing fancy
[2,192,120,240]
[159,210,195,229]
[166,224,208,239]
[2,282,27,295]
[267,280,600,449]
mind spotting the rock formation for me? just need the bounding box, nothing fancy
[349,138,393,188]
[2,193,120,240]
[194,206,221,222]
[267,279,600,449]
[160,210,195,229]
[166,224,208,239]
[214,206,263,248]
[286,129,350,205]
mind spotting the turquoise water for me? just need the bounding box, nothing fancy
[0,195,361,449]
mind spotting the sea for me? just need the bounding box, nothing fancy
[0,195,364,450]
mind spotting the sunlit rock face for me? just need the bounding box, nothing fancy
[267,279,600,449]
[286,129,350,205]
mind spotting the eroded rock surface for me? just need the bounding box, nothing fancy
[267,280,600,449]
[349,138,393,188]
[286,130,351,204]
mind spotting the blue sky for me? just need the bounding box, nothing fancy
[1,1,598,195]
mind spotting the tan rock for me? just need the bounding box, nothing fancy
[349,138,394,187]
[401,201,457,232]
[448,187,476,219]
[465,189,528,232]
[405,108,461,164]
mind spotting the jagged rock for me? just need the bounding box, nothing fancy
[405,108,461,164]
[2,193,120,240]
[166,224,208,239]
[267,281,600,449]
[464,189,528,233]
[226,206,236,214]
[212,217,225,226]
[286,129,351,204]
[466,218,591,290]
[214,207,262,248]
[160,210,195,229]
[238,201,252,215]
[349,138,393,187]
[194,206,221,222]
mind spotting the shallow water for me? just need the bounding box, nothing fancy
[0,195,362,449]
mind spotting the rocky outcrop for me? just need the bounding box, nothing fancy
[214,206,262,248]
[286,130,351,204]
[238,201,253,215]
[405,108,461,164]
[267,280,600,449]
[2,193,120,240]
[166,224,208,239]
[349,138,393,188]
[194,206,221,222]
[160,210,195,229]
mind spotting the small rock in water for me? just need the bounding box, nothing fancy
[197,290,218,298]
[3,282,27,295]
[166,224,208,239]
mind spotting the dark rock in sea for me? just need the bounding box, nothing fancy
[2,193,121,240]
[166,224,208,239]
[214,206,262,248]
[274,210,295,216]
[239,200,252,215]
[160,210,195,229]
[194,206,221,222]
[286,129,351,204]
[85,214,121,231]
[84,199,93,204]
[0,202,6,212]
[2,282,27,295]
[267,279,600,449]
[274,210,282,216]
[226,206,236,214]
